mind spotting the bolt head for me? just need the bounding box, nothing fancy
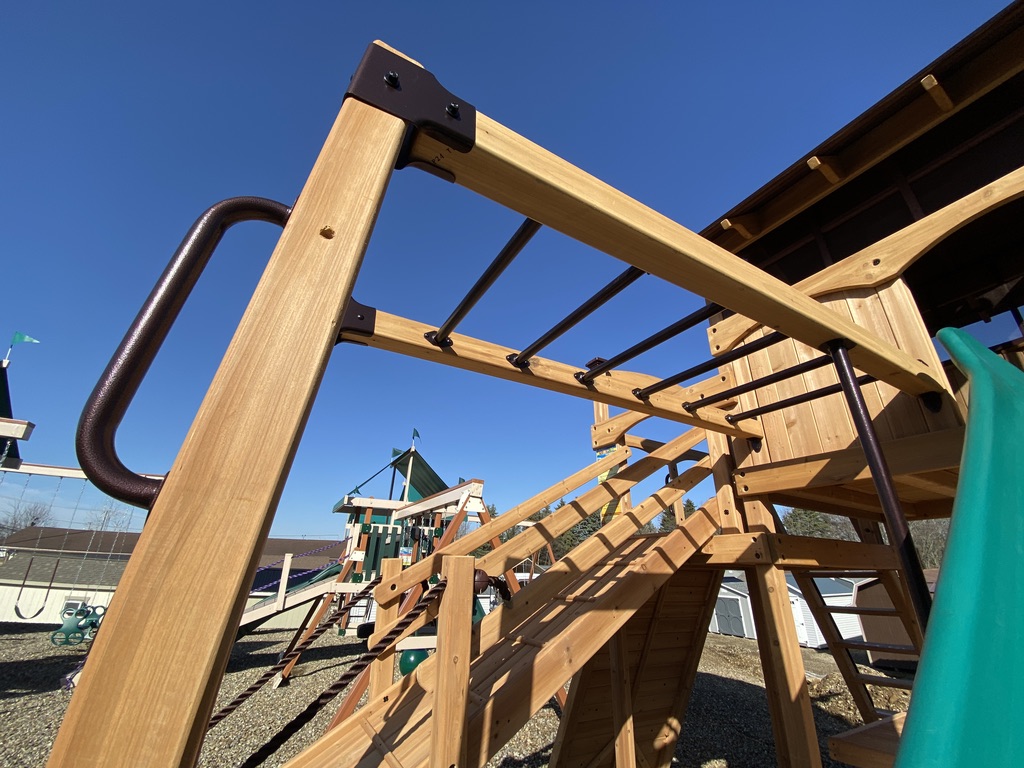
[384,70,400,87]
[446,102,461,118]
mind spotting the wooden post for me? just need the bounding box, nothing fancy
[746,564,823,768]
[430,556,474,768]
[275,553,293,612]
[609,631,638,768]
[46,97,406,768]
[369,558,403,698]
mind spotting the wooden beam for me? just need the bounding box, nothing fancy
[732,428,964,496]
[806,155,845,184]
[921,74,954,111]
[708,164,1024,352]
[768,535,899,571]
[592,410,652,450]
[720,214,761,239]
[46,98,406,768]
[342,310,759,438]
[746,564,823,768]
[369,559,402,699]
[374,448,631,607]
[430,557,474,768]
[609,631,639,768]
[0,417,33,440]
[407,114,946,396]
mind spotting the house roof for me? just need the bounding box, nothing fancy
[0,527,347,588]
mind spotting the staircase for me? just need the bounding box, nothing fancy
[280,507,721,768]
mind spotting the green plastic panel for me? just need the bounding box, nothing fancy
[896,328,1024,767]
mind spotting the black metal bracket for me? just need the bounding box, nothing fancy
[336,298,377,343]
[346,43,476,175]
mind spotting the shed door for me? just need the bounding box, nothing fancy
[790,596,810,646]
[715,596,745,637]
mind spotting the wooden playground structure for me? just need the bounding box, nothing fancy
[44,5,1024,767]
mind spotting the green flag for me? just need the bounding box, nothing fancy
[412,428,421,441]
[11,332,40,346]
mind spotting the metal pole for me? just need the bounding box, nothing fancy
[508,266,645,368]
[827,340,931,630]
[575,302,723,383]
[633,330,786,400]
[426,218,541,347]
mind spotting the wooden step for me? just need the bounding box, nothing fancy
[854,673,914,690]
[828,712,905,768]
[825,605,900,617]
[837,640,918,655]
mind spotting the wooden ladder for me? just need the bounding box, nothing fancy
[789,517,924,724]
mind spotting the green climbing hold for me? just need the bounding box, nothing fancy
[399,648,430,676]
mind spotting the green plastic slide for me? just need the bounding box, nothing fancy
[895,328,1024,767]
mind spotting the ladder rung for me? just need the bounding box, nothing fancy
[855,673,914,690]
[825,605,901,616]
[838,640,918,655]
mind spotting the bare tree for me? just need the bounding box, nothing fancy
[83,500,134,532]
[0,501,54,539]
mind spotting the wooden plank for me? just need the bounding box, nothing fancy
[342,310,758,438]
[609,631,638,768]
[370,559,402,699]
[706,430,744,534]
[430,557,474,768]
[0,417,33,440]
[746,564,823,768]
[828,713,905,768]
[406,112,947,396]
[733,427,964,496]
[592,410,651,450]
[475,441,710,578]
[374,448,630,606]
[47,97,406,768]
[769,535,899,571]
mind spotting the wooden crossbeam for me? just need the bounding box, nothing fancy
[405,109,947,396]
[340,310,759,438]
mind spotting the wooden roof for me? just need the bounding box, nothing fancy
[700,2,1024,333]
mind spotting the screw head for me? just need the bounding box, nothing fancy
[446,102,461,118]
[384,70,400,87]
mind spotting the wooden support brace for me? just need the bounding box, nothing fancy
[921,74,954,111]
[359,718,406,768]
[720,215,761,239]
[609,631,639,768]
[369,559,403,698]
[746,564,823,768]
[806,155,845,184]
[430,556,474,768]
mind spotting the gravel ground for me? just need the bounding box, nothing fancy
[0,622,910,767]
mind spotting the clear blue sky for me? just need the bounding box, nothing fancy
[2,2,1011,537]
